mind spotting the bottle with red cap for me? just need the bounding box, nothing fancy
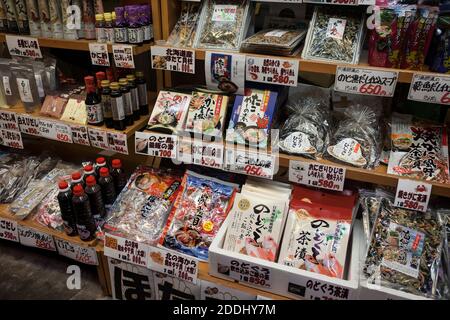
[57,180,78,237]
[71,171,85,190]
[95,71,106,91]
[98,167,116,205]
[111,159,127,194]
[85,75,104,126]
[95,157,108,176]
[83,164,97,183]
[85,175,106,220]
[72,184,96,242]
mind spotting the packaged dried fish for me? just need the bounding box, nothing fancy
[241,28,306,56]
[363,199,444,298]
[194,0,251,51]
[302,6,365,64]
[166,1,201,47]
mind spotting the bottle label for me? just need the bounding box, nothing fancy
[105,28,115,43]
[131,88,139,112]
[2,76,12,95]
[114,27,128,43]
[34,74,45,98]
[124,92,133,116]
[101,94,113,118]
[138,83,148,106]
[111,96,125,121]
[144,25,152,41]
[128,28,143,44]
[87,102,104,124]
[95,27,105,42]
[16,78,34,103]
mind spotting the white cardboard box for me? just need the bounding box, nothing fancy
[208,217,363,300]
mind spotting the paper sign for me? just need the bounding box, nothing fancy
[71,125,90,146]
[104,233,150,268]
[394,179,431,212]
[151,46,195,74]
[408,74,450,105]
[17,114,41,136]
[289,160,346,191]
[0,218,19,242]
[246,56,298,87]
[18,225,56,251]
[0,110,19,131]
[0,129,23,149]
[135,131,178,159]
[224,147,276,179]
[55,239,98,265]
[112,44,135,68]
[148,247,199,284]
[335,66,398,97]
[205,52,246,95]
[88,127,109,150]
[107,132,128,155]
[178,138,224,169]
[5,35,42,59]
[38,119,73,143]
[225,258,271,289]
[89,43,110,67]
[287,278,353,300]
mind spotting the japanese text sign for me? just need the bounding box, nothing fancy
[224,147,276,179]
[246,56,298,87]
[0,218,19,242]
[0,129,23,149]
[135,131,178,159]
[104,233,150,268]
[38,119,73,143]
[228,259,272,289]
[107,132,129,155]
[408,73,450,105]
[89,43,110,67]
[112,45,135,69]
[151,46,195,74]
[177,138,224,169]
[71,125,90,146]
[17,114,40,136]
[18,225,56,251]
[289,160,346,191]
[88,127,109,150]
[55,239,98,265]
[394,179,431,212]
[6,35,42,59]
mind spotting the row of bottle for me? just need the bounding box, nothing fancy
[84,71,148,129]
[57,158,128,241]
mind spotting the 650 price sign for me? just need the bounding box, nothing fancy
[408,73,450,105]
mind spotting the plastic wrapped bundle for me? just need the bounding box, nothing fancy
[166,1,201,47]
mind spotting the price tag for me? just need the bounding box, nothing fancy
[358,0,376,5]
[0,110,19,131]
[287,277,352,300]
[394,179,431,212]
[38,119,73,143]
[18,225,56,251]
[224,147,276,179]
[289,160,346,191]
[104,233,150,268]
[205,51,246,95]
[107,132,128,155]
[178,138,224,169]
[0,129,23,149]
[55,239,98,265]
[408,73,450,105]
[135,131,178,159]
[5,35,43,59]
[148,247,199,284]
[88,127,109,150]
[0,218,19,242]
[334,66,398,97]
[89,43,110,67]
[246,55,298,87]
[151,46,195,74]
[70,125,90,146]
[112,44,135,69]
[17,114,41,136]
[225,257,271,289]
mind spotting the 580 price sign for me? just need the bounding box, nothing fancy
[408,73,450,105]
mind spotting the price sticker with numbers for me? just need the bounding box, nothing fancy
[89,43,110,67]
[246,55,298,87]
[135,131,178,159]
[224,146,276,179]
[394,179,431,212]
[408,73,450,105]
[104,233,150,268]
[17,114,41,136]
[0,110,19,131]
[289,160,346,192]
[107,132,128,155]
[71,125,90,146]
[0,129,23,149]
[0,218,19,242]
[18,225,56,251]
[55,239,98,265]
[177,138,224,169]
[38,119,73,143]
[88,127,109,150]
[5,35,42,59]
[151,46,195,74]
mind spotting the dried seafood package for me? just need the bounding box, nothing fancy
[194,0,251,51]
[363,199,444,298]
[387,113,449,183]
[161,171,238,260]
[325,105,382,169]
[241,28,306,56]
[166,1,201,47]
[302,6,365,64]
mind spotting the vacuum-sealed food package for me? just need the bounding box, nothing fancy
[241,28,306,56]
[166,1,201,47]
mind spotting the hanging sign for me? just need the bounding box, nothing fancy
[151,46,195,74]
[5,35,42,59]
[246,56,298,87]
[89,43,110,67]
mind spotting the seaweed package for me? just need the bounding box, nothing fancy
[325,105,382,169]
[363,199,444,298]
[166,1,201,47]
[302,6,365,64]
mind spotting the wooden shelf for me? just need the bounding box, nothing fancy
[0,33,152,55]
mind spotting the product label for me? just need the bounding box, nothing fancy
[289,160,346,192]
[70,124,90,146]
[135,131,177,159]
[123,92,133,116]
[151,46,195,74]
[326,18,346,40]
[17,114,41,136]
[111,96,125,120]
[131,88,139,113]
[205,52,246,95]
[138,83,148,106]
[0,218,19,242]
[107,132,128,155]
[394,179,431,212]
[408,73,450,105]
[327,138,366,167]
[112,44,135,69]
[287,278,352,300]
[0,129,24,149]
[144,25,152,41]
[128,28,144,44]
[89,43,110,67]
[18,225,56,251]
[5,35,42,58]
[104,233,150,267]
[87,102,104,124]
[114,27,128,43]
[0,110,19,131]
[246,56,298,87]
[34,74,44,98]
[2,76,12,95]
[55,239,98,265]
[264,30,289,37]
[88,127,109,150]
[227,258,271,289]
[16,78,34,103]
[177,138,224,169]
[224,147,276,179]
[101,95,113,118]
[212,5,237,22]
[105,29,115,43]
[39,119,73,143]
[281,132,315,154]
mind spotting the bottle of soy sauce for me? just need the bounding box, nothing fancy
[100,80,114,128]
[118,78,134,126]
[85,76,104,126]
[85,175,106,220]
[111,159,127,194]
[57,180,78,237]
[135,72,148,115]
[110,82,127,130]
[98,167,116,205]
[126,74,140,121]
[72,184,96,242]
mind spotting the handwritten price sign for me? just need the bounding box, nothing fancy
[0,218,19,242]
[246,56,298,87]
[151,46,195,74]
[17,114,41,136]
[224,147,276,179]
[289,160,346,192]
[18,226,56,251]
[55,239,98,265]
[0,110,19,131]
[104,233,150,268]
[394,179,432,213]
[0,129,23,149]
[5,35,42,59]
[408,73,450,105]
[89,43,110,67]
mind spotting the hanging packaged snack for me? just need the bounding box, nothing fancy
[387,113,449,183]
[166,1,201,47]
[11,64,42,112]
[302,6,365,64]
[226,89,278,148]
[241,28,306,56]
[160,171,238,260]
[194,0,251,51]
[363,198,444,298]
[184,91,228,138]
[0,59,20,107]
[429,16,450,73]
[278,185,356,279]
[147,90,192,134]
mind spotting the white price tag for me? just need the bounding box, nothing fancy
[112,44,135,69]
[148,247,199,284]
[89,43,110,67]
[104,233,150,268]
[178,138,224,169]
[335,66,398,97]
[107,132,128,155]
[135,131,178,159]
[205,51,246,95]
[0,129,23,149]
[0,218,19,242]
[394,179,431,212]
[55,239,98,265]
[17,114,41,136]
[151,46,195,74]
[38,119,73,143]
[227,257,271,289]
[289,160,346,191]
[5,35,43,59]
[0,110,19,131]
[70,125,90,146]
[224,147,276,179]
[88,127,109,150]
[18,225,56,251]
[408,73,450,105]
[246,55,298,87]
[287,278,353,300]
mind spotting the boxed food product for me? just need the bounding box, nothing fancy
[166,1,202,47]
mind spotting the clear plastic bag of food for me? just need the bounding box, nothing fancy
[166,1,201,47]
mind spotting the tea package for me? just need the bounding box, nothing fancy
[302,6,365,64]
[363,198,444,298]
[166,1,201,47]
[147,90,191,134]
[241,28,306,56]
[226,89,278,148]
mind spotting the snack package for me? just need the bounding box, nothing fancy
[363,198,444,298]
[147,90,191,134]
[166,1,201,47]
[0,58,20,106]
[60,98,88,124]
[226,89,278,148]
[278,185,356,279]
[161,171,238,260]
[40,95,68,119]
[184,91,228,137]
[241,28,306,56]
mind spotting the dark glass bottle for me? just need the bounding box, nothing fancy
[84,76,104,126]
[98,167,116,205]
[118,78,134,126]
[71,172,85,190]
[95,71,106,92]
[111,159,127,194]
[85,175,106,220]
[135,72,148,115]
[57,180,78,237]
[72,184,96,242]
[110,82,126,131]
[100,80,114,128]
[126,74,140,120]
